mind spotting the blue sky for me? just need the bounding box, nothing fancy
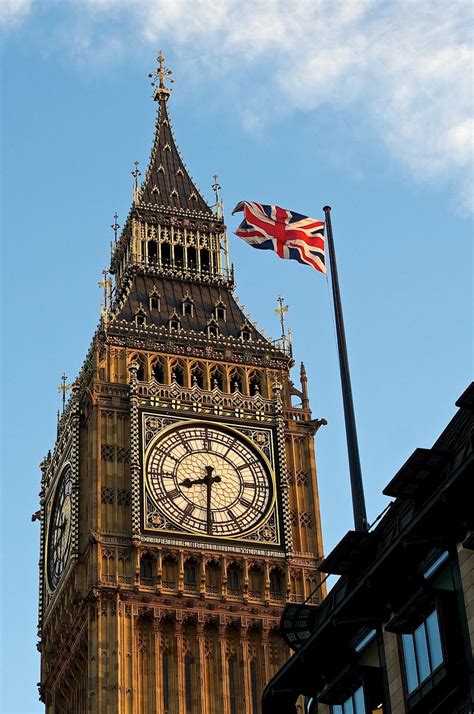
[1,1,472,712]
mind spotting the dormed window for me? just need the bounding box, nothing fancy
[401,609,444,695]
[149,291,160,311]
[182,294,194,317]
[208,321,219,338]
[135,308,146,326]
[240,327,252,342]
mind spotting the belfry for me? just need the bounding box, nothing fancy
[37,53,325,713]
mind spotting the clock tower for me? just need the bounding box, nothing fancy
[37,54,326,713]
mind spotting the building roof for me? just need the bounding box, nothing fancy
[137,96,211,215]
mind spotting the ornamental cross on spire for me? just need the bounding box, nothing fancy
[149,50,174,101]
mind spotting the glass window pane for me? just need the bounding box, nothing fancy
[353,686,365,714]
[402,633,419,693]
[343,697,354,714]
[414,622,431,682]
[332,706,343,714]
[426,610,444,670]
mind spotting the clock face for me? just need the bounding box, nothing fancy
[145,422,273,538]
[47,465,73,590]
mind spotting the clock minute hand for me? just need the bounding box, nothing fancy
[180,465,222,535]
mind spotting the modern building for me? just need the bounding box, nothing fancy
[263,383,474,714]
[36,54,327,713]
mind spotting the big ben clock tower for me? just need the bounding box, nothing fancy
[37,53,325,714]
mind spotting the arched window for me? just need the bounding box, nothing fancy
[162,554,177,589]
[152,359,165,383]
[185,654,193,712]
[227,564,241,595]
[161,242,171,266]
[171,362,185,387]
[206,559,221,595]
[130,356,145,381]
[149,291,160,311]
[148,241,158,262]
[190,363,205,389]
[135,308,146,327]
[210,366,225,391]
[174,244,184,268]
[182,294,194,317]
[168,312,181,333]
[228,658,237,714]
[140,554,154,585]
[187,246,197,270]
[250,660,259,714]
[229,369,243,393]
[208,321,219,338]
[214,301,226,320]
[270,568,284,599]
[184,559,198,589]
[200,249,210,272]
[249,564,263,597]
[249,372,263,395]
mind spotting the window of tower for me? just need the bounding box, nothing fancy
[215,305,226,320]
[228,658,238,714]
[229,369,243,393]
[205,559,221,595]
[249,371,264,396]
[270,567,284,600]
[210,366,225,391]
[208,323,219,339]
[200,248,210,273]
[162,653,170,710]
[162,554,178,590]
[148,240,158,263]
[150,294,160,311]
[190,363,205,389]
[139,554,155,586]
[250,660,259,714]
[241,329,252,342]
[187,246,197,270]
[152,359,165,383]
[185,654,193,712]
[184,559,198,591]
[130,356,145,381]
[249,563,264,598]
[174,244,184,268]
[227,564,241,595]
[182,299,194,317]
[171,362,185,387]
[169,317,181,333]
[161,242,171,266]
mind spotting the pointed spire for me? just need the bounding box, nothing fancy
[139,51,211,214]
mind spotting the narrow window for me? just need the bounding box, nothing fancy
[401,609,444,694]
[270,569,283,597]
[148,241,158,262]
[174,244,184,267]
[184,563,197,586]
[228,658,237,714]
[250,660,259,714]
[185,654,192,711]
[152,361,165,383]
[140,555,154,585]
[241,329,251,342]
[135,313,146,326]
[162,653,170,710]
[150,295,160,311]
[172,364,185,387]
[331,685,365,714]
[187,246,197,270]
[215,305,226,320]
[182,301,194,317]
[208,324,219,338]
[200,249,210,272]
[169,319,181,332]
[161,242,171,265]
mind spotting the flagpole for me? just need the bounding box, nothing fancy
[323,206,368,532]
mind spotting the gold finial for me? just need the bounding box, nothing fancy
[211,174,222,218]
[98,268,113,326]
[111,212,120,243]
[132,161,141,202]
[58,372,72,412]
[149,50,174,101]
[275,295,289,352]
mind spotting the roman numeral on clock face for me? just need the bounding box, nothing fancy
[240,498,253,509]
[166,487,180,499]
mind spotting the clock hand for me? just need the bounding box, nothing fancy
[180,466,222,535]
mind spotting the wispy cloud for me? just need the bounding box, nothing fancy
[4,0,473,212]
[0,0,32,27]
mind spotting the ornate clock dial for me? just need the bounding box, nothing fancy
[146,423,273,537]
[47,466,73,590]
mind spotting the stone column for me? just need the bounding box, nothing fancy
[175,618,185,713]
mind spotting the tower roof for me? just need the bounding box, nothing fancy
[137,53,211,215]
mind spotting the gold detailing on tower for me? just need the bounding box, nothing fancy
[131,160,141,203]
[57,372,72,411]
[275,295,289,352]
[98,268,113,327]
[149,50,174,101]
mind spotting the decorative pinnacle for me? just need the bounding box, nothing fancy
[132,161,141,202]
[58,372,72,412]
[149,50,174,101]
[211,174,222,218]
[110,213,120,243]
[98,268,112,314]
[275,295,289,350]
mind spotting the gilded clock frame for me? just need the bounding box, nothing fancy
[140,411,282,547]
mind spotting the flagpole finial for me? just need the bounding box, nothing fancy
[323,205,332,212]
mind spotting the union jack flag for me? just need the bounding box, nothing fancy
[232,201,326,274]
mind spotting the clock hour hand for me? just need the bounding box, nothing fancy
[180,466,222,535]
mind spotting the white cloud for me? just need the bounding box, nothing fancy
[13,0,474,211]
[0,0,32,27]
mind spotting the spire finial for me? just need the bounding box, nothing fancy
[211,174,222,218]
[132,161,141,202]
[58,372,72,412]
[111,213,120,243]
[275,295,289,352]
[149,50,174,101]
[98,268,113,327]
